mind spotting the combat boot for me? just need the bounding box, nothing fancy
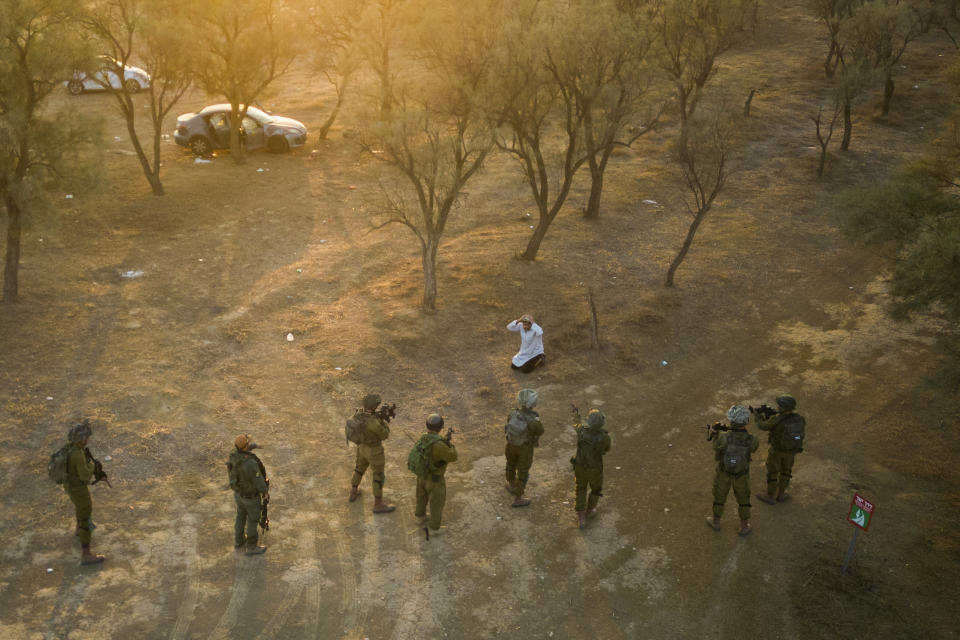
[373,497,396,514]
[738,520,752,537]
[511,495,531,508]
[80,545,105,565]
[348,486,362,502]
[245,544,267,555]
[705,516,721,531]
[757,490,776,505]
[586,506,598,519]
[776,491,791,502]
[577,511,587,529]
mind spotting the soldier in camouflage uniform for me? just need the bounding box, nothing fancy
[756,395,805,504]
[706,405,760,536]
[570,404,611,529]
[349,394,396,513]
[504,389,545,508]
[414,413,458,533]
[227,434,270,555]
[64,420,106,565]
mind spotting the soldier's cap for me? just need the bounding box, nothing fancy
[67,418,93,443]
[727,404,750,426]
[586,409,605,429]
[775,395,797,412]
[234,434,259,451]
[426,413,444,431]
[517,388,538,410]
[362,393,381,411]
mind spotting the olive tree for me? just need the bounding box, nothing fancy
[1,0,102,302]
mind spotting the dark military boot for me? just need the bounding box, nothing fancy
[738,520,752,537]
[245,543,267,555]
[577,511,588,529]
[348,486,362,502]
[705,516,721,532]
[373,497,396,514]
[586,506,599,519]
[80,545,105,565]
[776,491,791,502]
[757,490,776,505]
[512,495,531,508]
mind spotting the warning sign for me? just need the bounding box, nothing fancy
[847,493,875,531]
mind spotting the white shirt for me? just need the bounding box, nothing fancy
[507,321,544,366]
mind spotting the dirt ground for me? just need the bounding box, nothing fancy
[2,1,960,639]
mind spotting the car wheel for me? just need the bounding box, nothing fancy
[67,79,83,95]
[123,79,141,94]
[189,136,212,157]
[268,135,289,153]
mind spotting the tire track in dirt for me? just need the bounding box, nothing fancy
[329,514,367,634]
[252,526,325,640]
[206,557,260,640]
[169,514,201,640]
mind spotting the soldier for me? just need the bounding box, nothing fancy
[63,420,106,565]
[504,388,544,507]
[706,405,760,536]
[570,404,611,529]
[755,395,806,504]
[227,434,269,555]
[413,413,458,533]
[348,393,396,513]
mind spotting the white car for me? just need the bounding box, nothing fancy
[66,56,151,95]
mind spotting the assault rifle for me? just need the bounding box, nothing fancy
[749,404,779,420]
[376,403,397,423]
[84,447,113,488]
[705,422,730,442]
[259,490,270,532]
[443,428,454,445]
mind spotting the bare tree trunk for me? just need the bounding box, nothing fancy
[881,72,894,116]
[840,98,852,151]
[584,165,604,219]
[421,239,438,310]
[124,97,165,196]
[588,289,599,350]
[824,41,838,78]
[665,207,709,287]
[317,81,349,140]
[744,88,756,117]
[2,196,22,303]
[521,216,551,260]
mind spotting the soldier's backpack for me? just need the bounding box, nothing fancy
[721,432,751,476]
[407,434,442,477]
[778,414,806,452]
[573,428,608,469]
[48,444,73,484]
[505,409,537,447]
[226,450,244,491]
[345,411,368,445]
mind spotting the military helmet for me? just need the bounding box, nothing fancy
[586,409,605,429]
[726,404,750,426]
[775,395,797,412]
[67,418,92,443]
[517,388,539,410]
[362,394,381,411]
[426,413,444,431]
[234,434,259,451]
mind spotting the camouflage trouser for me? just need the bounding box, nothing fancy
[66,486,93,545]
[713,469,751,520]
[505,443,535,496]
[765,448,796,494]
[573,465,603,512]
[234,493,262,547]
[351,443,386,498]
[415,474,447,531]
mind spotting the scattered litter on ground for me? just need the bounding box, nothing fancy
[198,258,204,262]
[113,136,122,142]
[334,367,342,371]
[616,466,621,470]
[65,194,73,199]
[642,199,659,205]
[104,456,112,461]
[160,134,170,141]
[286,333,294,341]
[296,268,302,273]
[46,568,53,574]
[257,168,264,172]
[349,185,357,190]
[194,158,211,164]
[121,270,144,279]
[319,239,327,244]
[661,360,668,366]
[46,396,53,401]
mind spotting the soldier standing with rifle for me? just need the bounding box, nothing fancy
[348,393,396,514]
[411,413,458,535]
[570,403,611,529]
[227,434,269,555]
[63,419,109,565]
[503,389,544,508]
[706,405,759,536]
[755,395,806,505]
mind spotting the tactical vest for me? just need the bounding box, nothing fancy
[720,430,752,476]
[227,451,265,494]
[574,427,607,469]
[505,409,538,446]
